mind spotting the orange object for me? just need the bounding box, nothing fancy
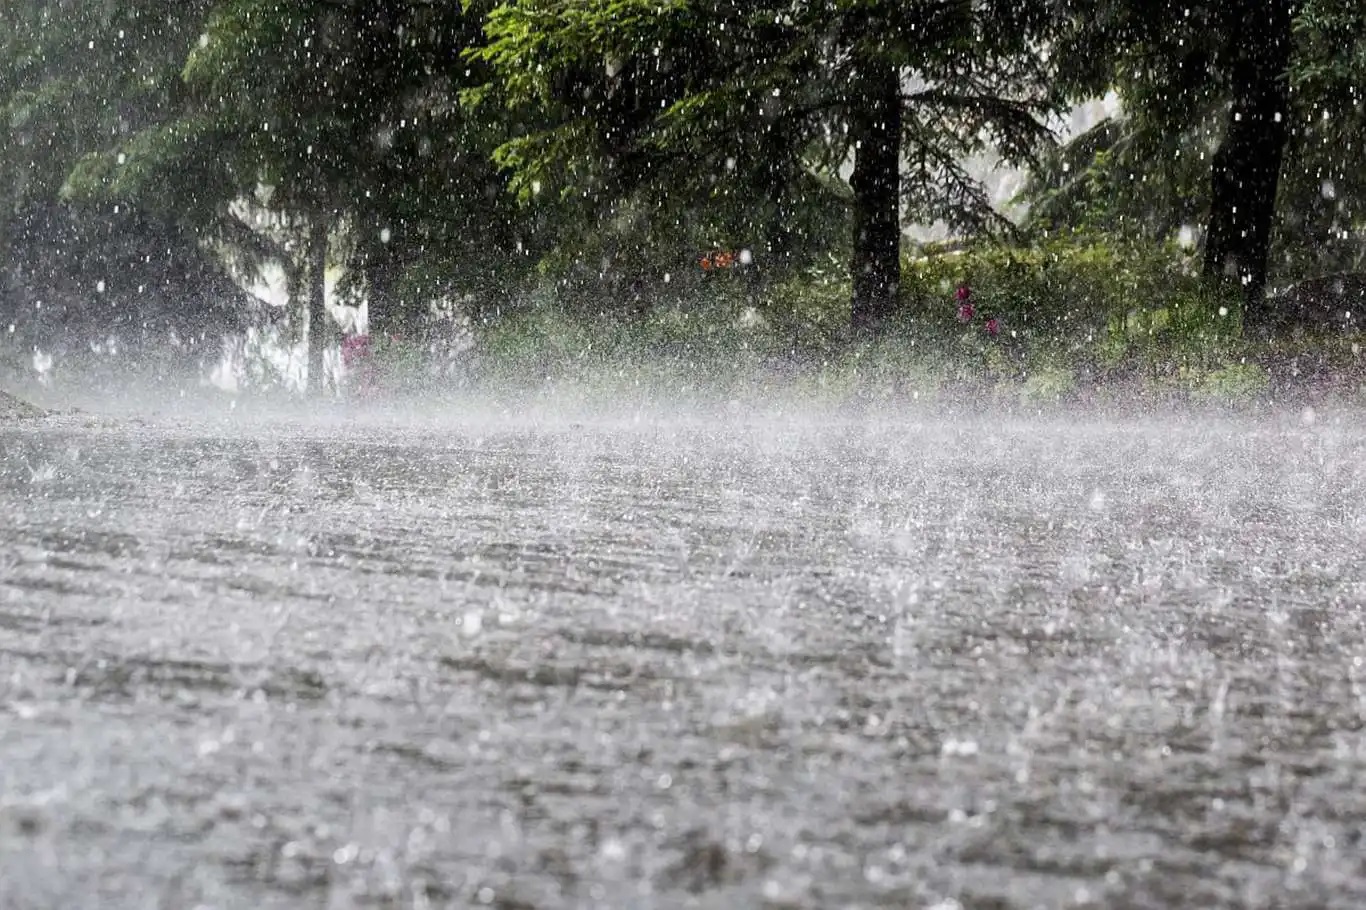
[700,249,737,271]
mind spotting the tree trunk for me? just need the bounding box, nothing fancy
[1202,0,1295,322]
[363,247,401,338]
[306,216,328,395]
[849,59,902,333]
[759,124,795,271]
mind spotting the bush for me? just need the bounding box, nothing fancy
[1020,362,1078,404]
[754,253,852,354]
[449,231,1338,408]
[899,232,1241,361]
[1196,362,1270,403]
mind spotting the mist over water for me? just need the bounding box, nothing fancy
[3,392,1366,909]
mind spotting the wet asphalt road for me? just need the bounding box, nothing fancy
[2,407,1366,909]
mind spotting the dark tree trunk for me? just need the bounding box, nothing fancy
[1202,0,1295,321]
[759,124,795,271]
[363,246,402,338]
[306,217,329,395]
[849,60,902,333]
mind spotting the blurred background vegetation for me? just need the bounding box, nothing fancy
[2,0,1364,403]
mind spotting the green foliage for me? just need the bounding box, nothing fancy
[1,1,213,212]
[1281,0,1366,276]
[1019,362,1078,404]
[1021,118,1213,242]
[1026,0,1366,284]
[757,255,854,352]
[1196,362,1270,403]
[474,0,1061,323]
[4,0,1364,394]
[901,233,1238,352]
[746,232,1246,383]
[44,1,546,350]
[0,2,257,359]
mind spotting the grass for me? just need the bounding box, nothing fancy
[347,307,1364,417]
[212,234,1366,414]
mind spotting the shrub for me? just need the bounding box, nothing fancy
[1196,362,1270,403]
[452,231,1326,406]
[899,231,1242,376]
[1020,362,1078,404]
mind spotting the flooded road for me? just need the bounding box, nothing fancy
[3,407,1366,909]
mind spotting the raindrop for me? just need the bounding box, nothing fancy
[941,737,979,757]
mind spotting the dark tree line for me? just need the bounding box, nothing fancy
[2,0,1364,387]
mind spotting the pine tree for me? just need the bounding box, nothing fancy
[62,0,534,390]
[475,0,1058,332]
[1028,0,1366,320]
[0,1,249,365]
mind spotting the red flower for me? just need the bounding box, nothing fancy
[985,317,1000,337]
[341,334,372,366]
[955,285,971,302]
[957,302,975,322]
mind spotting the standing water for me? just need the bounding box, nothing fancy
[2,406,1365,909]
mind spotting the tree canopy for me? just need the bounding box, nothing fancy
[1026,0,1366,315]
[474,0,1059,327]
[2,0,1365,382]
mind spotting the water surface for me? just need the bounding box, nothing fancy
[2,408,1365,909]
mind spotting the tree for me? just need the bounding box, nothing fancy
[474,0,1057,332]
[1200,0,1296,312]
[1282,0,1366,277]
[1028,0,1366,320]
[0,1,251,369]
[64,0,538,392]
